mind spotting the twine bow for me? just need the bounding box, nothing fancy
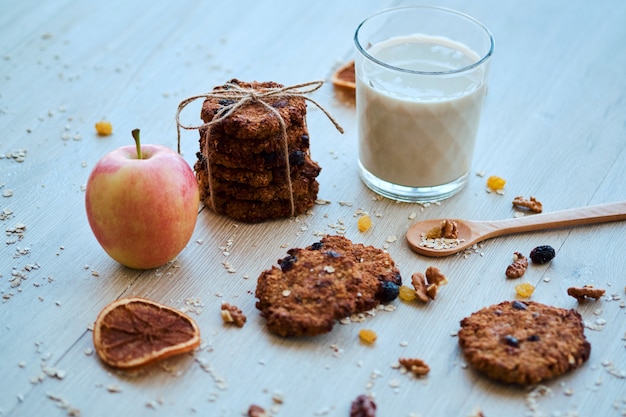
[175,80,344,218]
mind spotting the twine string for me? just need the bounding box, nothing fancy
[175,80,344,217]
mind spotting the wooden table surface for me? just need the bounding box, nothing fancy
[1,0,625,416]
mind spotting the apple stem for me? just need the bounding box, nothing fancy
[131,129,142,160]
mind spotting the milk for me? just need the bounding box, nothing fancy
[357,34,488,189]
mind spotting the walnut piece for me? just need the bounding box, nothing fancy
[512,195,543,213]
[411,267,449,302]
[425,266,448,286]
[440,219,458,239]
[410,272,430,303]
[221,303,247,327]
[505,252,529,278]
[350,394,376,417]
[426,283,439,300]
[567,285,606,301]
[399,357,430,376]
[425,219,458,239]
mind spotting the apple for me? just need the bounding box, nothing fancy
[85,129,199,269]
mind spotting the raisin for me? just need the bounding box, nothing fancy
[377,281,400,303]
[358,329,377,344]
[515,282,535,298]
[272,99,288,108]
[398,285,417,302]
[512,300,528,310]
[218,99,236,107]
[278,255,297,272]
[301,134,310,148]
[309,241,324,250]
[527,335,540,342]
[357,214,372,232]
[324,250,342,258]
[504,335,519,347]
[260,151,277,164]
[530,245,556,264]
[94,121,113,136]
[289,150,306,166]
[350,394,377,417]
[487,175,506,191]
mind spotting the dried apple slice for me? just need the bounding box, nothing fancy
[93,297,201,369]
[331,60,356,89]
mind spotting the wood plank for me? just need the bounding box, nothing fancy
[1,0,625,416]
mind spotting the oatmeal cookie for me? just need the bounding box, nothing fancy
[255,248,365,337]
[201,79,307,140]
[307,235,402,307]
[255,236,401,336]
[458,300,590,385]
[212,193,318,223]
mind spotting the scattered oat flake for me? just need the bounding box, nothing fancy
[107,384,122,393]
[386,235,397,243]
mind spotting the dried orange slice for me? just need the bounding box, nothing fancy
[331,60,355,89]
[93,297,201,369]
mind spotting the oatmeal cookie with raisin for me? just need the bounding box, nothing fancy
[458,300,590,385]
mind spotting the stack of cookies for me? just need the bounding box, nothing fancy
[194,79,321,222]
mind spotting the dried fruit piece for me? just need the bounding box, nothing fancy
[331,60,356,90]
[358,329,377,344]
[425,226,442,239]
[378,280,400,303]
[512,196,543,213]
[398,357,430,376]
[350,394,376,417]
[357,214,372,232]
[95,120,113,136]
[221,303,247,327]
[530,245,555,264]
[505,252,528,278]
[486,175,506,191]
[398,285,417,302]
[567,285,606,301]
[93,297,201,369]
[515,282,535,298]
[248,405,269,417]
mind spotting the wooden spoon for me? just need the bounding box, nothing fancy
[406,201,626,257]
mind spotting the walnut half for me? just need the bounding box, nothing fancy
[399,357,430,376]
[505,252,529,278]
[567,285,606,301]
[512,196,543,213]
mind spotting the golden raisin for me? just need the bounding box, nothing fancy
[358,329,377,344]
[95,120,113,136]
[398,285,417,302]
[425,226,442,239]
[515,282,535,298]
[357,214,372,232]
[487,175,506,191]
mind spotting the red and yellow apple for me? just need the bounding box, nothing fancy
[85,129,199,269]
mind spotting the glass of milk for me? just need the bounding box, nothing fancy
[354,6,494,202]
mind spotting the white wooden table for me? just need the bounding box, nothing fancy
[1,0,625,416]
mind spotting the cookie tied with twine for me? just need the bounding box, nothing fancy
[176,79,343,222]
